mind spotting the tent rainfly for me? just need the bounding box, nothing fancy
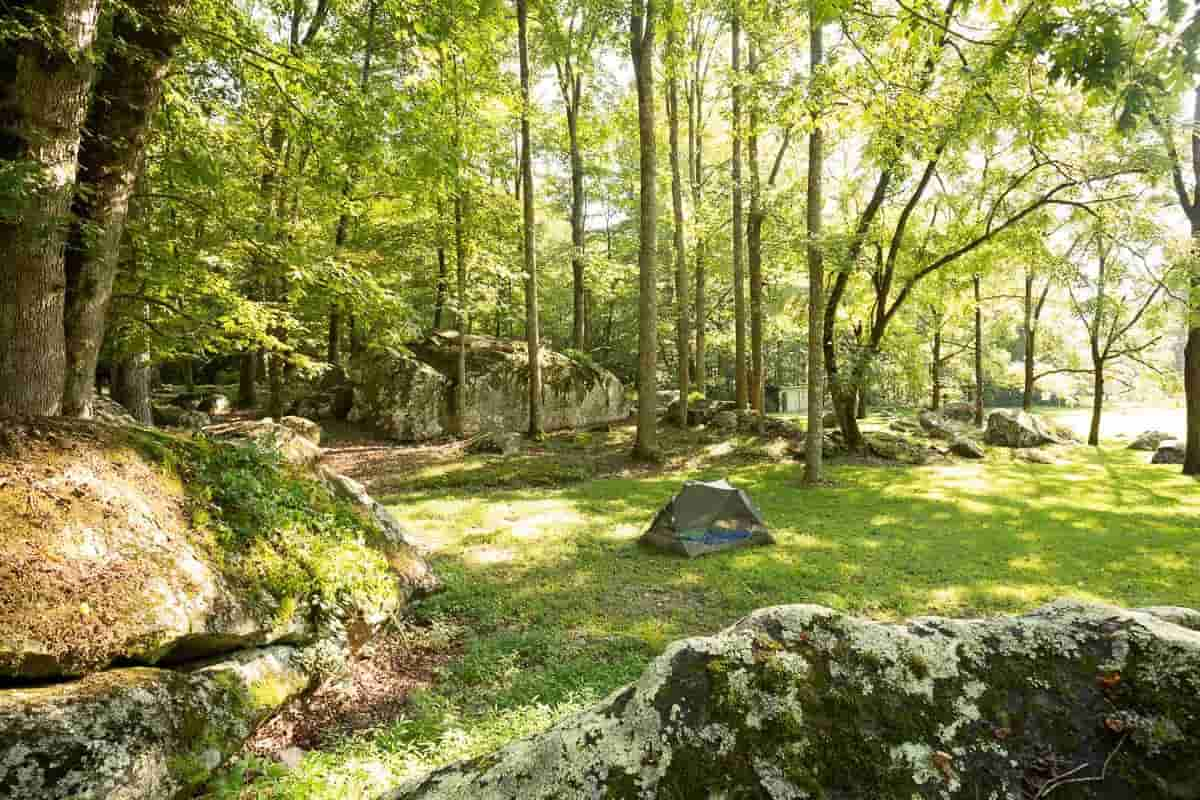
[640,480,774,558]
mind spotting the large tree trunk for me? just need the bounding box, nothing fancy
[0,0,103,417]
[114,351,153,426]
[747,38,764,420]
[631,0,658,458]
[730,5,747,410]
[517,0,543,438]
[974,273,984,427]
[667,12,689,428]
[803,3,825,484]
[433,245,448,329]
[61,0,185,418]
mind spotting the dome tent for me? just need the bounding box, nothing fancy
[640,480,774,558]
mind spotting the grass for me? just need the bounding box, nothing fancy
[209,410,1200,799]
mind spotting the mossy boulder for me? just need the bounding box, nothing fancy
[349,333,626,441]
[389,602,1200,799]
[0,418,433,681]
[0,643,319,800]
[985,410,1074,448]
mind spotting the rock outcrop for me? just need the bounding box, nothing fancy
[0,644,320,800]
[349,333,626,441]
[940,401,976,422]
[203,416,323,467]
[984,410,1069,448]
[389,602,1200,800]
[1129,430,1176,452]
[0,418,436,797]
[1152,440,1186,465]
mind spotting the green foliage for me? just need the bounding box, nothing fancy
[175,436,398,623]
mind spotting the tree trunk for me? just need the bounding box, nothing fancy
[747,37,764,421]
[631,0,658,458]
[931,326,942,410]
[114,352,153,426]
[61,0,184,418]
[803,4,825,483]
[0,0,103,417]
[1088,363,1103,447]
[434,245,448,329]
[328,308,341,365]
[730,5,747,410]
[667,11,689,428]
[238,352,258,408]
[452,193,467,436]
[1185,219,1200,474]
[568,103,586,351]
[973,273,984,427]
[687,44,706,398]
[268,348,285,418]
[517,0,543,438]
[327,0,375,368]
[1022,272,1034,411]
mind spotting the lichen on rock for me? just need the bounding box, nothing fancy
[388,601,1200,800]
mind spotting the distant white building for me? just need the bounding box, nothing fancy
[777,385,806,413]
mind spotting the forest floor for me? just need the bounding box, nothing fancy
[211,404,1199,799]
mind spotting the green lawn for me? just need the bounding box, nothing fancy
[214,433,1199,799]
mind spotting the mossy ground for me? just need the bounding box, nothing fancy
[205,405,1199,799]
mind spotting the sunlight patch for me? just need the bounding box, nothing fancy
[463,545,516,567]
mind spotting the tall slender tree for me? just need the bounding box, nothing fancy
[803,1,825,484]
[730,0,747,409]
[631,0,659,457]
[517,0,543,437]
[685,12,715,396]
[667,0,690,426]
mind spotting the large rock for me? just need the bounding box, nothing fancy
[940,401,975,422]
[917,410,959,440]
[0,644,322,800]
[349,353,449,441]
[1129,430,1175,452]
[0,418,431,682]
[984,409,1065,448]
[350,334,626,441]
[1152,440,1186,465]
[202,416,321,466]
[866,431,929,464]
[949,436,985,459]
[389,602,1200,799]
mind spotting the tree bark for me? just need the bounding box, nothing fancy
[1089,363,1104,447]
[667,7,689,427]
[687,28,707,398]
[803,5,825,482]
[0,0,104,417]
[730,4,747,410]
[747,38,764,420]
[1022,272,1034,411]
[238,352,258,408]
[452,192,467,436]
[568,98,586,351]
[631,0,658,457]
[114,351,153,426]
[1186,218,1200,474]
[517,0,543,438]
[973,273,983,427]
[931,325,942,411]
[63,0,185,417]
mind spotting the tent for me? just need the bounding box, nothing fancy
[640,480,774,558]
